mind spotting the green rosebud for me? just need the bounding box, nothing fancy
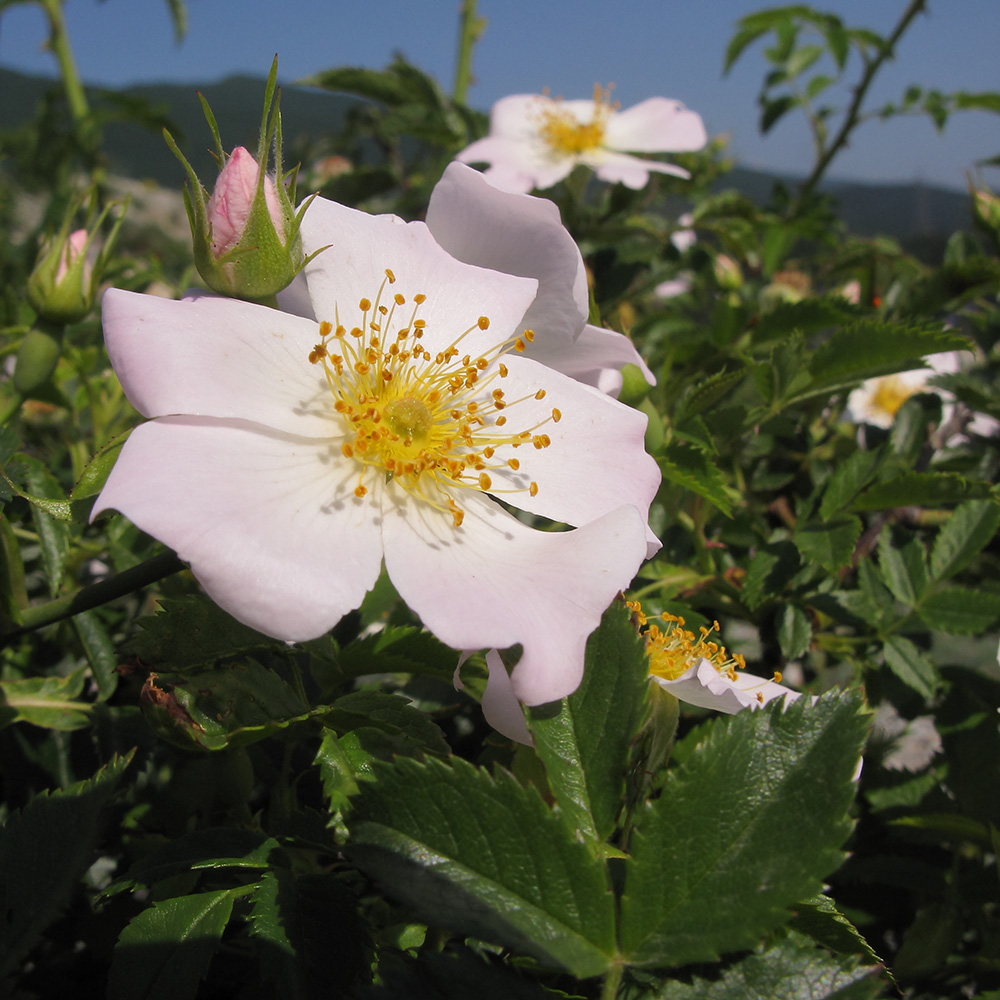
[165,58,321,303]
[26,192,126,325]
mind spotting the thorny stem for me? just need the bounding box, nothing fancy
[3,550,184,645]
[796,0,927,205]
[452,0,486,105]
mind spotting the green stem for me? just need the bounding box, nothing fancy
[3,550,184,644]
[452,0,485,105]
[600,963,624,1000]
[796,0,927,204]
[38,0,91,136]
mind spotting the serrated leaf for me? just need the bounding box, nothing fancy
[919,586,1000,635]
[882,636,940,699]
[790,895,883,965]
[0,669,90,730]
[121,595,279,670]
[794,516,862,572]
[0,751,134,977]
[878,528,928,607]
[930,499,1000,581]
[778,604,812,660]
[676,367,745,420]
[249,868,367,999]
[809,322,970,390]
[659,443,734,517]
[741,540,801,609]
[325,689,450,757]
[819,448,881,519]
[23,456,71,596]
[640,930,883,999]
[528,600,648,849]
[107,888,240,1000]
[619,692,866,968]
[724,22,771,73]
[761,95,798,133]
[330,624,460,686]
[751,297,856,346]
[346,756,616,977]
[853,472,993,511]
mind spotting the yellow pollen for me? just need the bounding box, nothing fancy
[552,408,562,422]
[535,84,615,157]
[627,600,748,684]
[311,271,561,525]
[869,375,918,419]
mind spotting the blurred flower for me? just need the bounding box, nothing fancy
[94,194,660,710]
[630,601,804,713]
[426,162,654,398]
[846,351,999,436]
[670,212,696,253]
[456,85,706,194]
[654,274,693,300]
[871,702,941,772]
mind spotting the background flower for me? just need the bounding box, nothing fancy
[456,88,707,194]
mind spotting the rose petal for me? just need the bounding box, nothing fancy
[426,162,589,351]
[590,152,691,188]
[299,196,539,363]
[93,416,384,640]
[101,288,332,437]
[603,98,707,153]
[382,489,648,705]
[653,658,804,714]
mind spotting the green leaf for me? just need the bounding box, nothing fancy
[142,660,311,751]
[853,472,993,511]
[741,540,801,609]
[249,869,367,999]
[619,692,867,968]
[659,443,734,517]
[808,321,970,390]
[346,756,616,977]
[953,91,1000,113]
[819,448,881,520]
[325,689,450,757]
[675,367,745,420]
[877,528,928,607]
[929,499,1000,581]
[882,636,940,699]
[120,595,279,670]
[528,600,648,849]
[72,609,119,700]
[919,586,1000,635]
[790,895,883,964]
[0,669,90,730]
[639,930,884,999]
[107,888,240,1000]
[794,516,862,572]
[0,752,134,977]
[778,604,812,660]
[760,94,798,134]
[785,43,824,79]
[724,22,771,73]
[24,456,71,596]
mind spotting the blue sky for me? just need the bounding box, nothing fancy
[1,0,997,191]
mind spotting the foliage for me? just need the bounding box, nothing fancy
[0,1,999,998]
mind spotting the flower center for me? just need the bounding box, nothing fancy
[309,269,561,526]
[870,375,917,420]
[628,601,747,682]
[535,84,614,157]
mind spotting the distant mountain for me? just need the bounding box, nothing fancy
[0,65,973,254]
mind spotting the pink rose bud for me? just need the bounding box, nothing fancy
[57,229,91,284]
[206,147,285,259]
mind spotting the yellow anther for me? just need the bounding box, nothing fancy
[359,298,371,311]
[385,269,396,283]
[478,316,490,330]
[552,408,562,422]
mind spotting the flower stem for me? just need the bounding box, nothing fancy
[452,0,485,105]
[600,963,624,1000]
[2,550,184,645]
[795,0,927,205]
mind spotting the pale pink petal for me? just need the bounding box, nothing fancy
[482,650,533,744]
[652,658,804,714]
[382,490,648,705]
[92,417,384,640]
[298,196,538,361]
[480,354,660,554]
[603,98,707,153]
[275,272,314,319]
[590,152,691,189]
[101,288,333,438]
[426,162,588,351]
[551,323,655,396]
